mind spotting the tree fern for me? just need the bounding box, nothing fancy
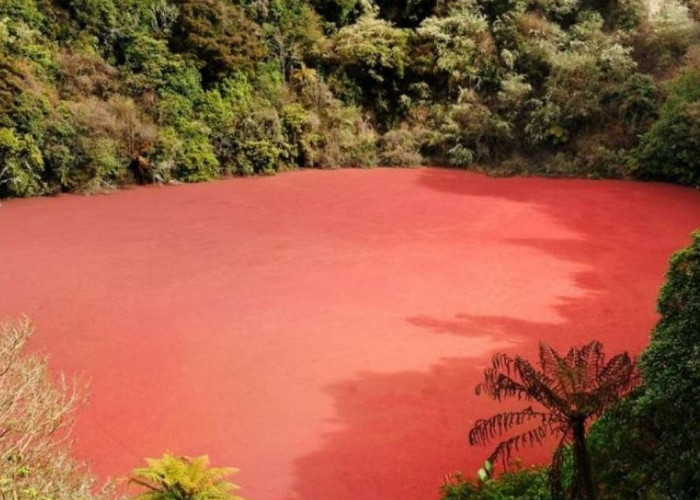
[469,341,638,500]
[130,454,244,500]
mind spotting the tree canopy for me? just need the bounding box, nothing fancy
[0,0,698,197]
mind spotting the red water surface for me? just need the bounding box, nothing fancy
[1,168,699,499]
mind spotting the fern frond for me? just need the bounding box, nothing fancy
[468,407,554,446]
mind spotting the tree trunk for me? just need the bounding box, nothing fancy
[572,418,596,500]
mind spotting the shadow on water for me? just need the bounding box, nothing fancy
[290,168,700,499]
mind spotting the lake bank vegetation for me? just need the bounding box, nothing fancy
[1,0,699,199]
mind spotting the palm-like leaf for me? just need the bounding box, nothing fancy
[469,341,638,499]
[131,454,244,500]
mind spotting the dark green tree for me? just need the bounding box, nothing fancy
[614,231,700,497]
[170,0,266,85]
[634,69,700,187]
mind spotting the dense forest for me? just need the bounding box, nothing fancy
[0,0,699,198]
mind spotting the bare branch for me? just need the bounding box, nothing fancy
[0,318,108,499]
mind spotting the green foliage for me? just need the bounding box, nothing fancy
[441,465,550,500]
[0,0,698,199]
[416,5,495,93]
[289,67,379,167]
[602,74,659,137]
[444,90,513,164]
[332,14,409,78]
[632,231,700,494]
[155,122,218,182]
[257,0,324,81]
[379,126,423,165]
[470,341,638,499]
[585,406,662,499]
[280,102,311,164]
[170,0,266,85]
[331,14,409,121]
[0,127,45,197]
[121,32,203,98]
[131,454,243,500]
[590,231,700,498]
[608,0,646,30]
[238,138,282,175]
[634,69,700,186]
[0,0,46,30]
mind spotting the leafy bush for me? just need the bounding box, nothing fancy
[441,465,550,500]
[379,127,423,166]
[290,67,379,167]
[591,230,700,498]
[169,0,266,85]
[331,14,409,122]
[416,5,495,95]
[633,69,700,186]
[154,122,219,182]
[238,139,282,175]
[574,145,630,179]
[445,93,513,164]
[0,127,46,197]
[280,103,312,165]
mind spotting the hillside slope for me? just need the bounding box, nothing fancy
[0,0,699,197]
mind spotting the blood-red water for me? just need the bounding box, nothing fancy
[0,168,699,499]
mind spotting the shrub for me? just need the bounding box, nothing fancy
[601,74,659,144]
[238,140,281,175]
[591,230,700,498]
[439,91,513,165]
[575,144,631,179]
[73,136,122,193]
[290,67,379,167]
[0,127,46,197]
[378,127,423,166]
[634,69,700,186]
[0,318,106,499]
[331,14,410,122]
[170,0,266,85]
[416,5,495,95]
[155,122,219,182]
[64,97,157,191]
[441,465,550,500]
[319,105,378,167]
